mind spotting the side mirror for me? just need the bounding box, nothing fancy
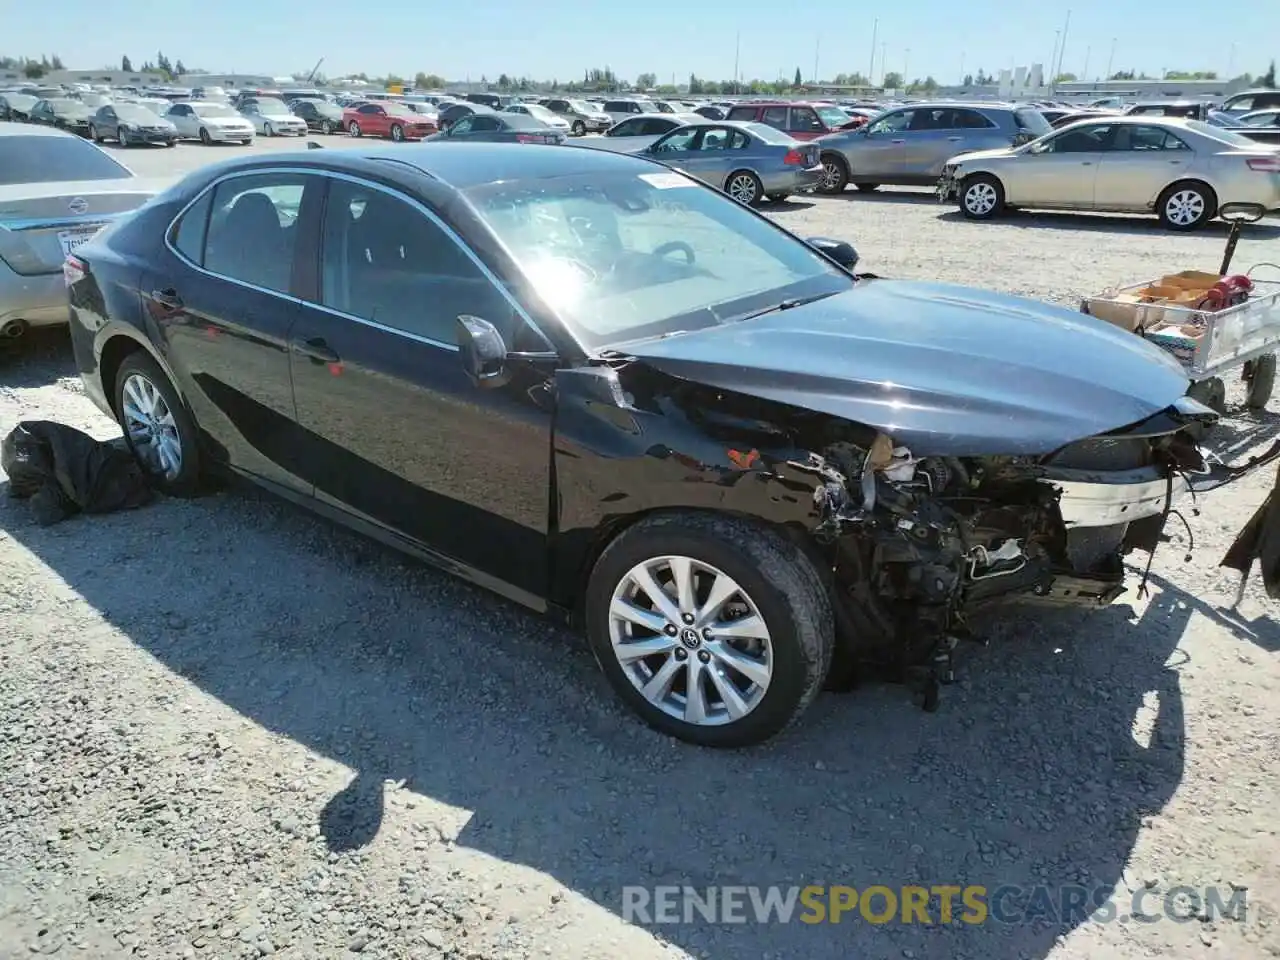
[1219,202,1266,224]
[806,236,859,272]
[456,315,511,389]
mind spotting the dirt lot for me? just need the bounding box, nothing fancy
[2,136,1279,960]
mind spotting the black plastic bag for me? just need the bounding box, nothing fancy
[1222,461,1280,600]
[2,420,153,526]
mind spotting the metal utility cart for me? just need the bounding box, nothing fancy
[1079,203,1280,413]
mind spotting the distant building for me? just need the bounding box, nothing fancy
[2,68,167,87]
[1053,77,1245,99]
[181,73,280,91]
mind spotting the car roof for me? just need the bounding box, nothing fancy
[0,121,80,138]
[244,142,660,190]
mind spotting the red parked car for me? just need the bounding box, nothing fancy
[342,102,437,141]
[724,101,866,140]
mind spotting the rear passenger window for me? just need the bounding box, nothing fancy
[170,190,213,264]
[788,108,824,133]
[319,180,510,345]
[203,173,310,294]
[953,109,996,129]
[762,107,788,128]
[726,107,755,121]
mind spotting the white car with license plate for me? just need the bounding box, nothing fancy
[239,97,308,137]
[0,125,160,339]
[163,101,255,144]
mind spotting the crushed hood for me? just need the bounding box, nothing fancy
[621,279,1193,456]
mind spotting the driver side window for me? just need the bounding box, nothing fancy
[867,110,911,134]
[450,117,474,136]
[1039,124,1115,153]
[654,128,698,152]
[319,181,514,346]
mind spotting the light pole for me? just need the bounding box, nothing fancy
[733,31,740,94]
[813,35,821,85]
[1049,30,1060,91]
[1081,45,1090,83]
[880,41,887,86]
[1055,9,1072,86]
[868,18,878,87]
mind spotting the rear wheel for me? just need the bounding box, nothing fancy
[818,153,849,194]
[113,352,203,497]
[585,513,834,747]
[89,124,102,143]
[348,121,362,137]
[959,174,1005,220]
[725,169,763,205]
[1158,181,1216,231]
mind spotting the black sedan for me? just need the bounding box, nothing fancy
[89,102,178,146]
[291,98,345,134]
[68,143,1222,747]
[28,97,94,136]
[428,112,566,144]
[0,92,38,121]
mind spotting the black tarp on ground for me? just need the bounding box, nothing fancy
[1,420,153,526]
[1222,460,1280,599]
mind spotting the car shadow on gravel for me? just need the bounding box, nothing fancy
[936,208,1280,240]
[0,483,1190,960]
[0,328,76,388]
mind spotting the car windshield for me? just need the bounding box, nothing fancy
[1185,119,1259,148]
[115,104,160,122]
[0,136,132,185]
[1014,109,1053,135]
[254,98,289,113]
[47,98,83,112]
[4,94,36,108]
[464,171,851,348]
[814,106,849,126]
[194,103,237,118]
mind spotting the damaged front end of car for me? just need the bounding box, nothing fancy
[799,398,1218,708]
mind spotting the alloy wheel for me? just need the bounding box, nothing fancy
[121,373,183,480]
[964,181,998,216]
[1165,189,1206,227]
[607,555,773,726]
[727,173,759,204]
[821,160,843,190]
[321,120,332,134]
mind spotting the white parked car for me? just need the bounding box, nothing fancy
[503,102,570,131]
[164,101,256,144]
[239,97,307,136]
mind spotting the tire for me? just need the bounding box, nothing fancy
[321,120,333,135]
[818,153,849,194]
[1188,376,1228,415]
[264,121,274,137]
[391,123,405,142]
[89,124,102,143]
[113,352,202,497]
[348,121,362,137]
[855,183,881,193]
[1246,353,1277,410]
[766,193,791,203]
[118,126,131,147]
[724,169,763,205]
[199,127,212,145]
[959,173,1005,220]
[241,139,251,145]
[571,120,586,136]
[1157,181,1216,231]
[585,512,834,747]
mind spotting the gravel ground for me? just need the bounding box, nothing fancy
[2,136,1280,959]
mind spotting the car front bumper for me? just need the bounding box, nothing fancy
[129,128,177,144]
[205,125,255,141]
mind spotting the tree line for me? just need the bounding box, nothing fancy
[0,52,198,81]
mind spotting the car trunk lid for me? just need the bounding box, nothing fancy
[0,178,156,275]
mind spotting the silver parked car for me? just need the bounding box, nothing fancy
[542,98,612,135]
[164,101,256,144]
[815,102,1052,193]
[642,121,824,204]
[503,102,571,132]
[937,116,1280,230]
[574,113,706,153]
[0,124,159,340]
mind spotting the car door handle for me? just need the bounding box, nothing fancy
[149,288,183,310]
[291,337,340,364]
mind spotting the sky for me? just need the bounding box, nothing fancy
[5,0,1274,86]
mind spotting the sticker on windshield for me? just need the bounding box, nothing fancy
[639,172,694,189]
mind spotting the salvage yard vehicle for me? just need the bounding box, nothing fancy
[239,97,308,137]
[68,143,1229,747]
[0,124,159,340]
[89,102,178,147]
[163,101,255,144]
[938,116,1280,230]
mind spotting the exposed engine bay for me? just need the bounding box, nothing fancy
[807,425,1209,709]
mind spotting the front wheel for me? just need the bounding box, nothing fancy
[1158,181,1216,231]
[571,120,586,136]
[725,169,763,205]
[114,352,203,497]
[1246,353,1277,410]
[264,121,274,137]
[390,123,405,142]
[321,120,333,135]
[585,513,834,747]
[348,121,361,137]
[818,153,849,194]
[199,127,212,145]
[118,125,131,146]
[959,174,1005,220]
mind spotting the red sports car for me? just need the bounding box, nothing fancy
[342,102,437,141]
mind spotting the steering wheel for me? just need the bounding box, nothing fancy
[651,241,696,265]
